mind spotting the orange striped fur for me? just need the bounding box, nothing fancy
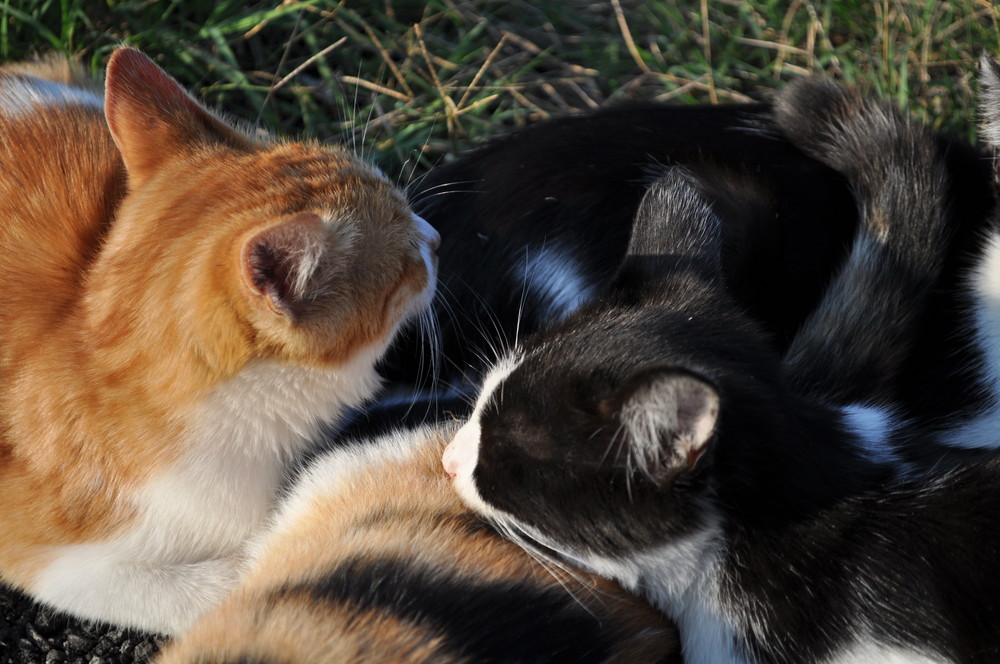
[154,425,680,663]
[0,48,437,634]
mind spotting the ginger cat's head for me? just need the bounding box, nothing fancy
[79,48,438,397]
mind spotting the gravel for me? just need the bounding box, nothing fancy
[0,584,164,664]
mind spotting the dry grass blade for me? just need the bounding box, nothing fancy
[338,75,412,102]
[270,36,347,93]
[700,0,718,104]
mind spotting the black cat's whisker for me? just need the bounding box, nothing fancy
[489,516,607,615]
[432,279,489,384]
[409,312,433,397]
[408,183,488,211]
[458,296,510,374]
[513,246,534,350]
[358,73,383,166]
[419,305,443,389]
[598,422,626,467]
[399,118,440,190]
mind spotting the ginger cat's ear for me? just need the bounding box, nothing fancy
[243,213,336,320]
[104,47,249,188]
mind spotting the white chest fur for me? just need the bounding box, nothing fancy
[30,358,381,635]
[564,513,753,664]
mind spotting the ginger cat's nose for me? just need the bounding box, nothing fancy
[414,214,441,251]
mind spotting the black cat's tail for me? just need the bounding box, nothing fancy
[981,54,1000,174]
[774,77,953,405]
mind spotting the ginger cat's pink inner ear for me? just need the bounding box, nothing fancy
[104,48,248,188]
[243,213,329,319]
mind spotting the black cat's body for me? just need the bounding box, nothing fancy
[443,76,1000,663]
[386,98,994,440]
[387,102,861,391]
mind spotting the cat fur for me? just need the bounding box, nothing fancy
[927,54,1000,451]
[154,424,680,664]
[386,101,860,394]
[777,57,1000,459]
[0,48,438,635]
[386,93,993,416]
[444,78,1000,662]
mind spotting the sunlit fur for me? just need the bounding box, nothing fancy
[446,79,1000,663]
[0,48,437,634]
[154,425,679,664]
[936,56,1000,450]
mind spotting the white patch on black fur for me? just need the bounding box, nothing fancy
[554,508,749,664]
[839,404,913,472]
[942,231,1000,449]
[824,639,951,664]
[443,353,522,517]
[514,245,596,322]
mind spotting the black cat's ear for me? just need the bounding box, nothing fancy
[979,54,1000,160]
[104,47,251,188]
[615,367,719,485]
[624,167,722,274]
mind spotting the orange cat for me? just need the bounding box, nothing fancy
[0,48,438,635]
[154,424,680,663]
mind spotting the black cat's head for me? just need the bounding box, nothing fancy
[443,170,784,565]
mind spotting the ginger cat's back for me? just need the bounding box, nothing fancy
[0,65,129,566]
[0,72,120,345]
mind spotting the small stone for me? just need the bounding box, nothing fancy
[45,650,66,664]
[133,640,159,662]
[26,623,53,651]
[64,633,95,654]
[88,657,105,664]
[101,626,124,642]
[79,622,105,639]
[93,638,117,657]
[34,611,68,636]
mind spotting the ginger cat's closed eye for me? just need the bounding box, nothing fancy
[0,48,438,635]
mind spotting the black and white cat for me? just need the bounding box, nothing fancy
[777,57,1000,462]
[384,84,993,432]
[387,102,866,394]
[916,56,1000,451]
[443,72,1000,663]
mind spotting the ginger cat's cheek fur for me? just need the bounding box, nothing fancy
[0,48,437,635]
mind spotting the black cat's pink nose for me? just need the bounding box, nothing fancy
[442,444,459,479]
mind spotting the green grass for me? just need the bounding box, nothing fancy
[2,0,998,178]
